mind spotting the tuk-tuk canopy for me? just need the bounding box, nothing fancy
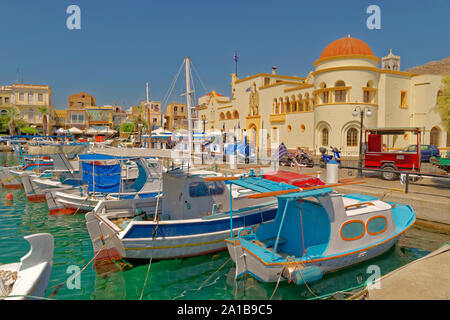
[366,127,421,135]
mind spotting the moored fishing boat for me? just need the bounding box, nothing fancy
[224,175,416,286]
[22,152,140,203]
[0,233,54,300]
[46,155,163,214]
[85,169,303,263]
[0,135,88,189]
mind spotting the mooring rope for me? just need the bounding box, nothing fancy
[139,179,163,300]
[171,256,231,300]
[46,228,119,292]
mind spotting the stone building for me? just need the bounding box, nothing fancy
[164,102,188,131]
[197,36,447,155]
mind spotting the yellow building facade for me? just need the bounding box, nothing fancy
[164,102,188,131]
[197,37,447,155]
[0,84,54,133]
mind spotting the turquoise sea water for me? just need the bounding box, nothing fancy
[0,151,448,300]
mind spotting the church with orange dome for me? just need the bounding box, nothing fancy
[197,36,447,156]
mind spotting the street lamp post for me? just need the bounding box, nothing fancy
[202,118,207,165]
[352,106,372,177]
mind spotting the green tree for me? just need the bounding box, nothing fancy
[120,122,135,133]
[38,106,49,135]
[21,127,39,135]
[7,108,19,135]
[0,115,9,132]
[132,118,148,132]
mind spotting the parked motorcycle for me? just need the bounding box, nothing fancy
[319,146,341,168]
[295,149,314,167]
[279,149,314,168]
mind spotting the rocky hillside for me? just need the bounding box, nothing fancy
[406,57,450,75]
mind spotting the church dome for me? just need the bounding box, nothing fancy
[319,36,374,59]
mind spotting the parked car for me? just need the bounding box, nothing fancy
[402,144,440,162]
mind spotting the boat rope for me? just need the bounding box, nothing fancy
[306,282,367,300]
[161,60,185,109]
[190,60,209,98]
[71,193,91,215]
[269,263,287,300]
[270,201,322,300]
[16,190,27,200]
[171,257,231,300]
[139,253,153,300]
[138,176,164,300]
[196,257,231,292]
[46,230,120,291]
[0,175,20,183]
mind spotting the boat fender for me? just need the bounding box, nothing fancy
[292,266,323,286]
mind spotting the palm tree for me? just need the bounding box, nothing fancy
[7,108,18,135]
[38,106,49,135]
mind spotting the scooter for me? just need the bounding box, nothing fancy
[279,149,314,168]
[319,146,341,168]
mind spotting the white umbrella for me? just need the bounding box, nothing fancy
[56,128,67,134]
[152,127,172,135]
[68,127,83,134]
[99,128,117,135]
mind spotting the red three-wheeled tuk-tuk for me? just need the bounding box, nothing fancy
[363,127,422,180]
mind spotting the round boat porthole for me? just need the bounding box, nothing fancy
[340,220,365,241]
[367,216,388,235]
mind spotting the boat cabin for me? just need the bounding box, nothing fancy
[230,177,398,262]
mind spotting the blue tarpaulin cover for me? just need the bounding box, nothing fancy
[79,154,132,161]
[82,161,121,193]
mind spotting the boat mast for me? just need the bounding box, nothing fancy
[185,57,193,163]
[146,82,152,148]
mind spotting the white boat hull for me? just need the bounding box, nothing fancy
[1,233,54,300]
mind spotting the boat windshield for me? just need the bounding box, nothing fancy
[189,181,225,197]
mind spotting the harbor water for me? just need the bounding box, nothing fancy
[0,152,448,300]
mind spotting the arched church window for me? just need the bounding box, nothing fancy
[335,81,347,103]
[346,128,358,147]
[322,128,329,146]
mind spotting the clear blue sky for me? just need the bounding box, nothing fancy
[1,0,449,109]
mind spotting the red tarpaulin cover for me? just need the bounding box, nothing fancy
[263,171,324,188]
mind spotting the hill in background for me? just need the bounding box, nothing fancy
[406,57,450,75]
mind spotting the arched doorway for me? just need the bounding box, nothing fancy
[247,123,257,150]
[430,126,440,147]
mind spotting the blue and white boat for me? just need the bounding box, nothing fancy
[45,154,163,214]
[0,135,88,189]
[84,169,283,262]
[224,175,416,285]
[22,151,140,202]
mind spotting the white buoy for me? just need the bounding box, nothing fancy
[326,160,339,184]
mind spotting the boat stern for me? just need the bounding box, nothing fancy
[85,211,125,265]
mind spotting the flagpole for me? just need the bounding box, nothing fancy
[234,51,238,77]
